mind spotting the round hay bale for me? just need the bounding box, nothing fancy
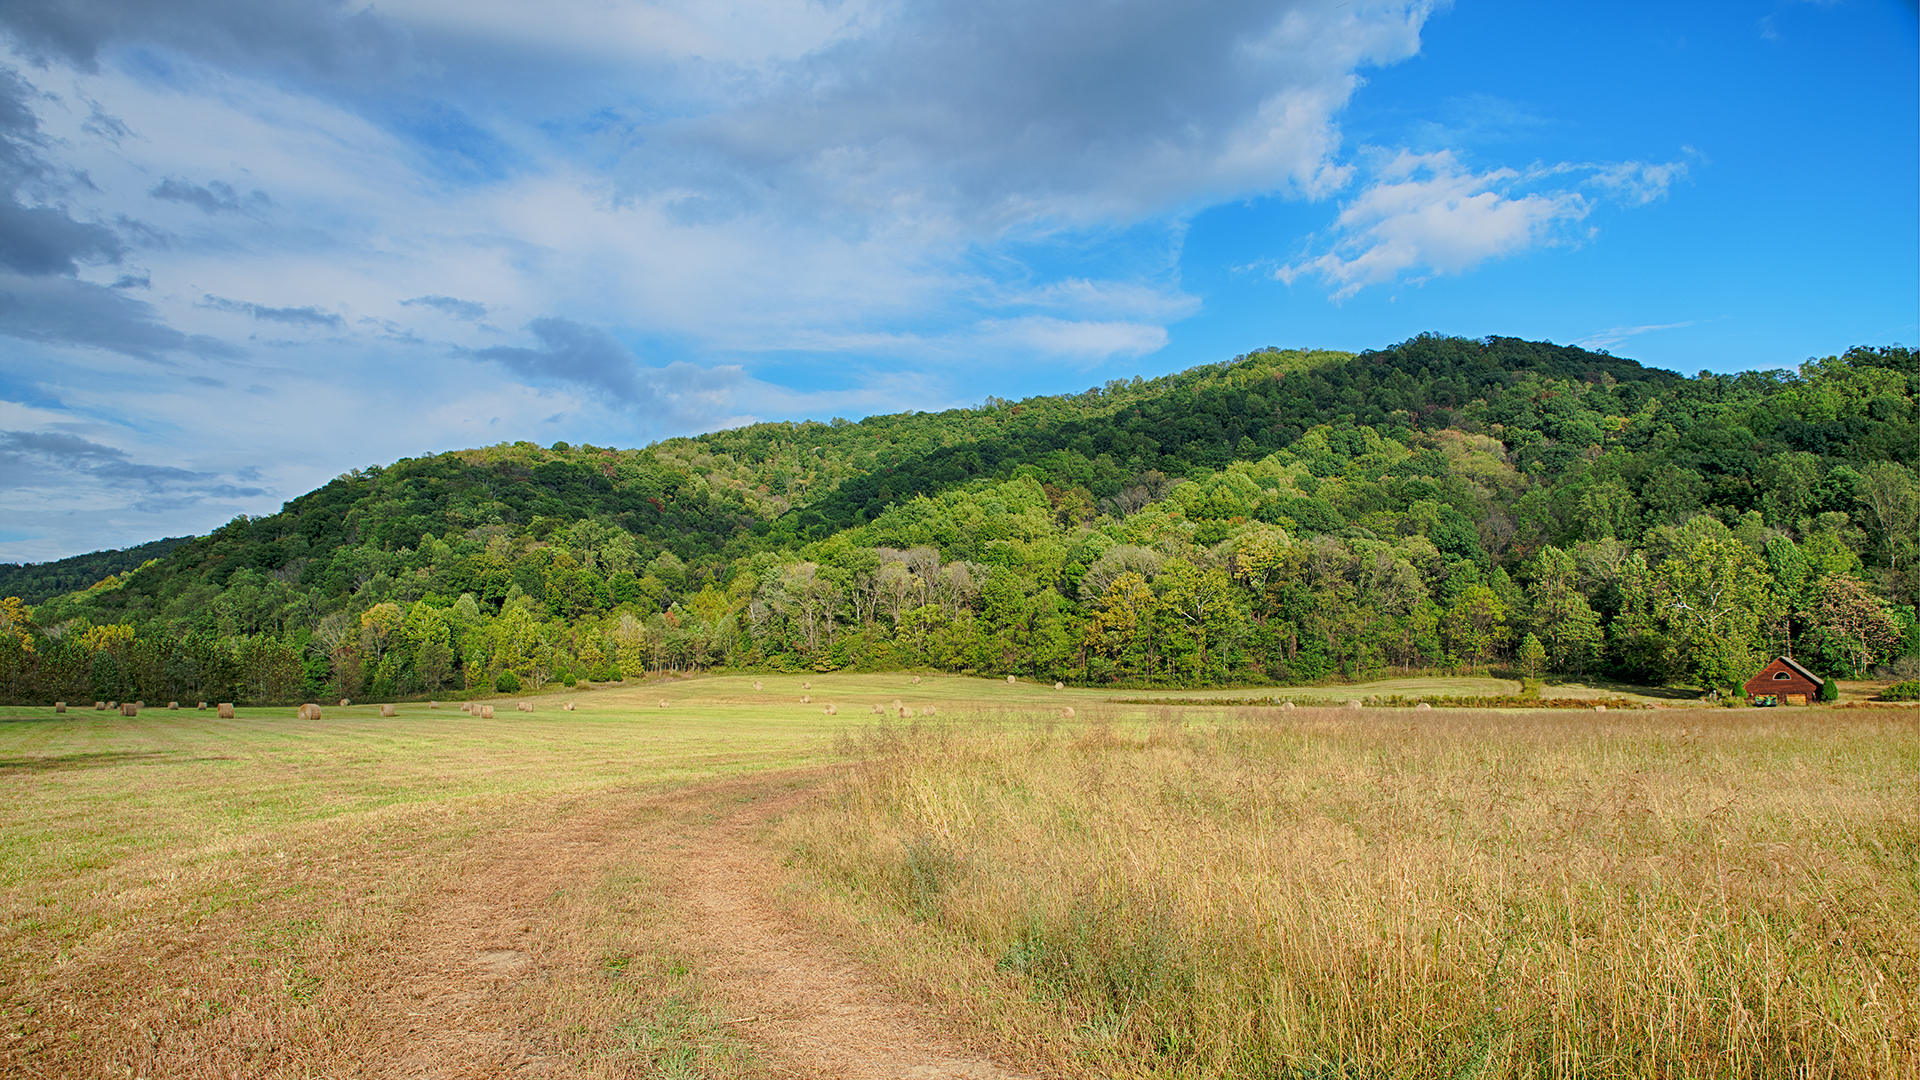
[216,703,235,718]
[924,705,937,716]
[1061,706,1075,719]
[1594,704,1607,712]
[912,675,921,684]
[135,701,144,709]
[801,695,811,704]
[1280,701,1295,710]
[1007,675,1016,684]
[871,704,883,714]
[94,701,105,710]
[480,705,495,719]
[1347,700,1362,711]
[802,681,811,690]
[754,680,763,690]
[107,701,116,709]
[824,704,837,715]
[339,699,350,708]
[54,701,66,713]
[1415,702,1432,711]
[120,703,138,716]
[893,699,903,710]
[659,699,670,708]
[380,704,396,717]
[518,701,533,712]
[198,702,207,710]
[167,701,179,710]
[1054,682,1064,690]
[428,701,438,709]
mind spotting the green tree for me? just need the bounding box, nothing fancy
[493,603,544,675]
[1525,546,1603,673]
[1805,575,1903,678]
[360,601,403,663]
[1517,632,1546,680]
[239,635,304,703]
[1442,585,1508,667]
[1654,529,1779,692]
[1855,462,1920,571]
[1155,561,1245,684]
[1576,479,1638,541]
[1758,451,1821,531]
[415,638,453,690]
[1085,571,1159,682]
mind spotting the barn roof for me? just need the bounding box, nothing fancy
[1770,655,1824,686]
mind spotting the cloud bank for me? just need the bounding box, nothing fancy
[0,0,1701,559]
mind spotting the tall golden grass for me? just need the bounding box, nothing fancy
[782,706,1920,1078]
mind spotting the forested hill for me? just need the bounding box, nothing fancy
[2,335,1916,707]
[779,335,1680,541]
[0,536,190,606]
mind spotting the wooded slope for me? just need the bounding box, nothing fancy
[2,335,1914,704]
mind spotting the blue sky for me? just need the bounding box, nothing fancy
[0,0,1914,562]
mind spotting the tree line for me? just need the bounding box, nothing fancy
[1,336,1914,704]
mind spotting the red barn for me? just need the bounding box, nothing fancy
[1744,656,1824,704]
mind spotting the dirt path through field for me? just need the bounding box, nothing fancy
[680,782,1031,1080]
[357,771,1032,1079]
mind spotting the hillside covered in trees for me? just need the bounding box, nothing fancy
[2,335,1916,706]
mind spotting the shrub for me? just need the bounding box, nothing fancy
[494,670,521,694]
[1819,677,1839,702]
[1880,680,1920,701]
[587,662,610,682]
[607,666,623,682]
[562,671,577,687]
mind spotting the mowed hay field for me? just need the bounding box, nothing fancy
[0,682,856,1078]
[1,677,1915,1078]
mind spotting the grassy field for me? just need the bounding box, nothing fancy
[3,676,1915,1077]
[780,702,1920,1079]
[0,682,855,1077]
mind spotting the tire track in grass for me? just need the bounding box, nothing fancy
[355,771,1033,1079]
[679,781,1032,1080]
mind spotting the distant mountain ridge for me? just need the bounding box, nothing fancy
[0,536,191,606]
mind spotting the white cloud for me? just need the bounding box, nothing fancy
[6,1,1441,375]
[1573,320,1700,350]
[1276,148,1691,299]
[1586,158,1690,206]
[1009,278,1203,324]
[979,317,1170,362]
[616,1,1435,229]
[378,0,879,69]
[0,0,1484,557]
[1277,150,1590,299]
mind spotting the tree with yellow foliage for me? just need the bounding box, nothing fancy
[0,597,34,654]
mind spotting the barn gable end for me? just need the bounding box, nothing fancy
[1743,656,1824,701]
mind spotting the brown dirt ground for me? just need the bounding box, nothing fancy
[348,771,1034,1079]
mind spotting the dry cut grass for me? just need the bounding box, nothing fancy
[0,701,828,1078]
[780,705,1920,1079]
